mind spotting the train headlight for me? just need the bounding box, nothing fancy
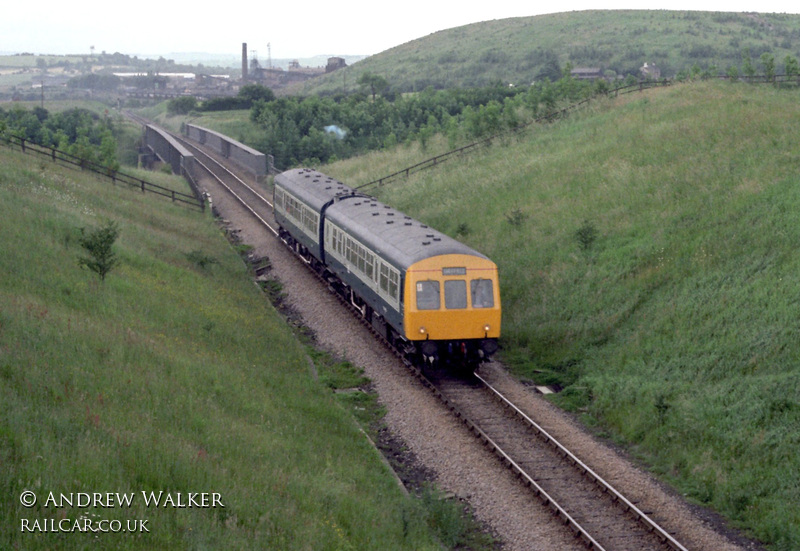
[419,326,427,335]
[483,324,491,333]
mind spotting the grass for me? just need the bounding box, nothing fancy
[298,11,800,93]
[323,80,800,550]
[0,144,490,550]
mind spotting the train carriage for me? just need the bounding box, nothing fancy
[273,169,346,259]
[273,168,500,366]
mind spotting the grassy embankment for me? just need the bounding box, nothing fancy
[0,145,482,549]
[297,11,800,94]
[324,80,800,550]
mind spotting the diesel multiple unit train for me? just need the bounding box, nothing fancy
[273,168,501,367]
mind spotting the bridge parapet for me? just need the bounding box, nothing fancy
[185,124,267,182]
[143,124,202,202]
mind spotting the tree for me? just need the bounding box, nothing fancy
[535,50,562,82]
[785,55,799,78]
[760,52,776,82]
[357,72,389,101]
[741,49,756,78]
[167,96,197,115]
[238,83,275,105]
[78,220,120,282]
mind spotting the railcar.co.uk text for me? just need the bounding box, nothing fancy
[18,490,224,534]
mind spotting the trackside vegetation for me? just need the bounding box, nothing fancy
[0,145,489,549]
[326,80,800,550]
[150,73,611,171]
[0,104,121,173]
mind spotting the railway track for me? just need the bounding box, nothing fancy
[175,137,278,236]
[426,370,688,551]
[163,126,691,551]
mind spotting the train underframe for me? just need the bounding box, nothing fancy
[345,284,494,370]
[279,229,496,370]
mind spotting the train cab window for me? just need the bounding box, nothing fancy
[444,280,467,309]
[416,280,440,310]
[471,279,494,308]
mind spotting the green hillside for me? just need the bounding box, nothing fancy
[324,80,800,549]
[0,146,476,549]
[300,10,800,93]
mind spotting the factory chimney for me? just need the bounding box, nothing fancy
[242,43,248,81]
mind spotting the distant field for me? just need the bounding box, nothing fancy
[324,80,800,550]
[0,55,82,86]
[0,54,86,67]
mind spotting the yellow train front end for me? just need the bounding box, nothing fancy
[404,253,501,366]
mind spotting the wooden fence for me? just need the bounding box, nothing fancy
[1,133,205,211]
[356,74,800,190]
[355,80,671,190]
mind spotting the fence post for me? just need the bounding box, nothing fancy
[20,138,25,153]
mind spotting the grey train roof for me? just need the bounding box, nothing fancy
[274,168,350,211]
[276,168,487,270]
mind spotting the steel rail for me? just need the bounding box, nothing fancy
[177,138,278,236]
[180,138,273,208]
[473,372,690,551]
[416,374,607,550]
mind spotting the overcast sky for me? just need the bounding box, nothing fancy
[3,0,799,59]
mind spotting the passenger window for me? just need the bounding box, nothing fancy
[445,280,467,309]
[471,279,494,308]
[416,281,440,310]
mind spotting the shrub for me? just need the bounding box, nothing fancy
[167,96,198,115]
[186,249,218,269]
[575,219,598,251]
[505,208,526,227]
[77,220,120,282]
